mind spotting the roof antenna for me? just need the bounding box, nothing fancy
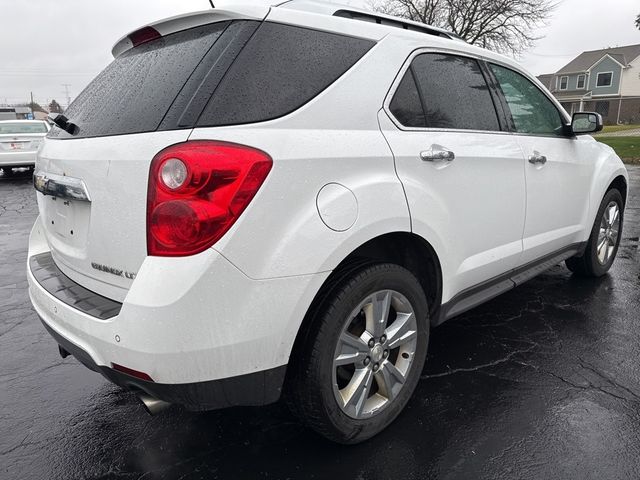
[209,0,215,7]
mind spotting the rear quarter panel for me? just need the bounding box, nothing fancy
[188,37,412,279]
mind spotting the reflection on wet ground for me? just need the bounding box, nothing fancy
[2,167,640,479]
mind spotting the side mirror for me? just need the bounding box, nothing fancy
[571,112,603,135]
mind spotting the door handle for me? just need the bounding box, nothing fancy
[528,153,547,165]
[420,149,455,162]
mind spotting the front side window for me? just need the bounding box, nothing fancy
[577,74,586,89]
[559,76,568,90]
[490,64,565,136]
[596,72,613,87]
[391,53,499,131]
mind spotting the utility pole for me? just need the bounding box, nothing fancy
[62,84,72,108]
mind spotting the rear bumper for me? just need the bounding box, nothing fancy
[0,150,37,167]
[27,215,328,409]
[41,317,286,410]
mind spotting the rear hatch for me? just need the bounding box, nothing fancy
[36,6,375,302]
[37,16,263,302]
[0,122,47,153]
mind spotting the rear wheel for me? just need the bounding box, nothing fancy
[287,263,429,444]
[566,188,623,277]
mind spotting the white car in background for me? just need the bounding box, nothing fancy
[27,0,627,443]
[0,120,49,176]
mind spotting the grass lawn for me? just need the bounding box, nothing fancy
[597,136,640,164]
[600,124,640,134]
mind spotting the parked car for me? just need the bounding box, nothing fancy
[0,120,49,175]
[27,0,628,443]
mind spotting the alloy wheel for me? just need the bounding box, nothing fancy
[332,289,418,419]
[597,201,621,265]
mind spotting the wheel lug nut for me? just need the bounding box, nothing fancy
[373,363,379,371]
[364,357,370,366]
[383,350,389,358]
[380,335,386,344]
[368,339,375,348]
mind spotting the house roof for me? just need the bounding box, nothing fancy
[536,74,554,89]
[556,44,640,74]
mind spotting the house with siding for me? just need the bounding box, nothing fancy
[536,44,640,124]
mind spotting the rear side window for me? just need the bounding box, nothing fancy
[390,53,500,131]
[196,23,375,127]
[49,22,231,139]
[389,70,426,127]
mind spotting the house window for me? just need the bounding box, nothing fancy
[559,76,568,90]
[577,74,586,89]
[596,72,613,87]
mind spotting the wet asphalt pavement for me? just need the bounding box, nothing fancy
[2,166,640,479]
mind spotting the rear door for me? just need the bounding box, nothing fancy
[488,64,593,265]
[379,51,526,301]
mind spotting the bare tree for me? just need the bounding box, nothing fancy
[370,0,556,55]
[48,99,63,114]
[636,13,640,30]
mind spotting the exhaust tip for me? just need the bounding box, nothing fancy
[138,393,171,415]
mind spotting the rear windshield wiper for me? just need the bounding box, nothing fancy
[48,113,79,135]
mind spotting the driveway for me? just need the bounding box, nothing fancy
[2,167,640,479]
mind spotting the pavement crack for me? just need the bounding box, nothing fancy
[421,346,536,378]
[577,357,640,402]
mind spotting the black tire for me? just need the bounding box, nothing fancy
[566,188,624,277]
[286,263,429,444]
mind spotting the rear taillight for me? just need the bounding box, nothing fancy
[147,141,272,257]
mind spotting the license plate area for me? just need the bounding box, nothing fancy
[10,142,24,150]
[51,197,74,238]
[42,195,91,251]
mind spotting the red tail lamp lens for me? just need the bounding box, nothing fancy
[147,141,272,257]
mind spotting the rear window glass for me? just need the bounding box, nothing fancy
[0,122,48,134]
[49,22,231,139]
[196,23,375,127]
[389,70,426,128]
[408,53,500,131]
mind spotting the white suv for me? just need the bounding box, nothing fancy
[27,1,628,443]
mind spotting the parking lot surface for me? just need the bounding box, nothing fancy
[2,166,640,479]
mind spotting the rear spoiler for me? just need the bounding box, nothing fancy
[111,4,269,58]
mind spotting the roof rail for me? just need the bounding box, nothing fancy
[333,9,465,42]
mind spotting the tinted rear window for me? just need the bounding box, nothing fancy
[49,21,374,139]
[0,122,48,134]
[389,70,426,128]
[196,23,375,127]
[408,53,500,131]
[49,22,231,139]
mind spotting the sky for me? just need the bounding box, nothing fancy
[1,0,638,108]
